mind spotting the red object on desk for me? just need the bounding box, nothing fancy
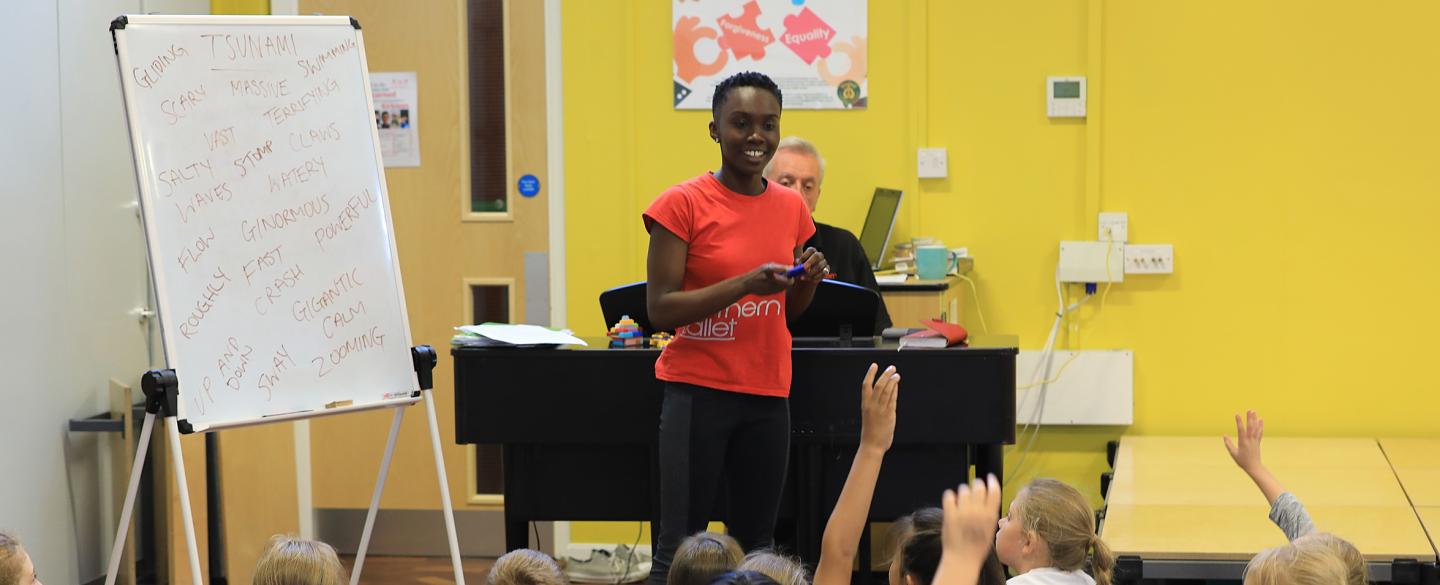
[900,319,968,349]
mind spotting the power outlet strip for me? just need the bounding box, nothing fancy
[1124,244,1174,274]
[1059,241,1125,283]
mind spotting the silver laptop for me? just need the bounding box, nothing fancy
[857,188,903,270]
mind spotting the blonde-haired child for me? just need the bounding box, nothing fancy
[253,536,346,585]
[1224,411,1367,584]
[488,549,568,585]
[994,479,1113,585]
[666,532,743,585]
[739,550,809,585]
[1245,533,1365,585]
[0,532,42,585]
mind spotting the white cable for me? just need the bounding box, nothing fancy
[1009,265,1093,480]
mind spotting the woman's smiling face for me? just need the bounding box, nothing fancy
[710,85,781,178]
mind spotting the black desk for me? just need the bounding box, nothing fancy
[452,335,1018,565]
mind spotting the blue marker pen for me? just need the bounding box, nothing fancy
[785,264,807,278]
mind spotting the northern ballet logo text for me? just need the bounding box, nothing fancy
[679,298,782,341]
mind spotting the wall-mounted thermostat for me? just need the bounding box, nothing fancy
[1047,76,1086,118]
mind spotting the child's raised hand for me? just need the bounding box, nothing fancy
[1223,410,1265,473]
[860,363,899,453]
[941,474,1002,566]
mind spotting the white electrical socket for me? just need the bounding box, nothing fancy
[1059,241,1125,283]
[1124,244,1174,274]
[917,148,948,179]
[1099,212,1128,243]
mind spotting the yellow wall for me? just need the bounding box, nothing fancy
[563,0,1440,541]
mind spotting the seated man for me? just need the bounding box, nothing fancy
[764,137,892,331]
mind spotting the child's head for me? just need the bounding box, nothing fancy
[487,549,567,585]
[737,550,808,585]
[889,508,1005,585]
[0,532,40,585]
[668,532,744,585]
[1294,533,1366,585]
[1244,533,1366,585]
[252,536,345,585]
[710,570,782,585]
[995,479,1112,585]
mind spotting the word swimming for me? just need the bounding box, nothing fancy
[296,38,357,78]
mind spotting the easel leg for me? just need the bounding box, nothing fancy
[350,406,406,585]
[104,412,157,585]
[423,389,467,585]
[167,417,205,585]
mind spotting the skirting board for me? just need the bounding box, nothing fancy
[316,509,553,557]
[1016,349,1133,425]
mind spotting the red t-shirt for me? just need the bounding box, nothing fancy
[643,173,816,397]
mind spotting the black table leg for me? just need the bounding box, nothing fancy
[503,445,529,551]
[973,443,1004,485]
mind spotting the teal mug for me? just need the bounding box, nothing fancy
[915,245,957,280]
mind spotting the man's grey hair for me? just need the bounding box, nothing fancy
[764,136,826,185]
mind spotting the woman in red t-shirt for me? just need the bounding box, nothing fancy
[643,72,829,585]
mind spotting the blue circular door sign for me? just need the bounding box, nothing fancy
[518,174,541,197]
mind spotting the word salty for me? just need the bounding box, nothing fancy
[132,44,189,89]
[217,336,254,391]
[313,189,378,251]
[201,33,299,61]
[296,38,357,78]
[161,84,207,125]
[312,326,385,378]
[292,268,364,324]
[240,193,330,243]
[257,344,295,400]
[156,159,213,197]
[261,78,340,126]
[179,266,232,340]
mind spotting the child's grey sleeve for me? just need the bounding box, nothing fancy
[1269,492,1316,541]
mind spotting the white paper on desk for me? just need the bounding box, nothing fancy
[875,274,910,285]
[456,324,588,346]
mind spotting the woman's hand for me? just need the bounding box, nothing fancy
[860,364,899,454]
[742,263,794,296]
[795,247,829,282]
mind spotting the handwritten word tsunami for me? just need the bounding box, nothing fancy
[201,33,299,61]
